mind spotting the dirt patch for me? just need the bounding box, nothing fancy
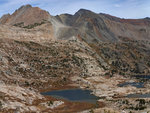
[39,83,78,93]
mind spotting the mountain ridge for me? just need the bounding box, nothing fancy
[1,5,150,25]
[0,4,150,43]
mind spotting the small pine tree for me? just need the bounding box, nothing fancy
[0,101,2,109]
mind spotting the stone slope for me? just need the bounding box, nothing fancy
[55,9,118,42]
[0,23,55,41]
[100,13,150,41]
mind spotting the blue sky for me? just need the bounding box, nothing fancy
[0,0,149,18]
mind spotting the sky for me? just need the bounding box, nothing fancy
[0,0,149,19]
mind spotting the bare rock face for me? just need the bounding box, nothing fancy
[0,4,51,26]
[99,13,150,41]
[0,14,11,24]
[55,9,117,42]
[56,9,150,42]
[100,13,150,25]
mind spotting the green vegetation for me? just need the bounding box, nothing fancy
[47,101,53,106]
[13,22,24,27]
[126,99,147,110]
[103,109,115,113]
[89,109,94,113]
[147,61,150,67]
[72,54,84,66]
[0,101,2,109]
[23,21,45,29]
[13,21,46,29]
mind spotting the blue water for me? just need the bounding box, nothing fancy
[134,75,150,79]
[127,93,150,98]
[118,82,144,88]
[41,89,99,104]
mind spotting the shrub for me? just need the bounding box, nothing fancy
[0,101,2,109]
[47,101,53,106]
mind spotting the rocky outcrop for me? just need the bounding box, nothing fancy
[0,14,11,24]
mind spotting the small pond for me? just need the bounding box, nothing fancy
[41,89,99,104]
[118,82,144,88]
[127,93,150,98]
[134,75,150,79]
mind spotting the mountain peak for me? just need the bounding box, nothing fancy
[19,4,32,9]
[78,8,90,12]
[145,17,150,20]
[75,9,94,15]
[0,4,50,26]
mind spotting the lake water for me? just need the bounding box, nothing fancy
[134,75,150,79]
[127,93,150,98]
[125,75,150,98]
[118,82,144,88]
[41,89,99,104]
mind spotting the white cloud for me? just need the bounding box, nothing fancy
[114,4,121,7]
